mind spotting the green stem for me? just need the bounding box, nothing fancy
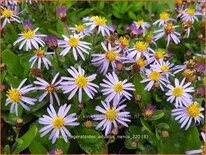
[54,49,61,67]
[11,128,20,153]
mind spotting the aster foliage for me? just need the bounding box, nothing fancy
[1,0,205,154]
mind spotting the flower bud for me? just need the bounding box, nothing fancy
[160,130,169,138]
[16,118,24,128]
[84,120,92,128]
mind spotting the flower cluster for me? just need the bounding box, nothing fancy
[1,1,205,152]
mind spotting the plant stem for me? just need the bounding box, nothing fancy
[54,49,61,67]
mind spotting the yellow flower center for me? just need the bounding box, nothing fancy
[202,144,206,155]
[149,71,160,81]
[105,109,118,121]
[23,30,35,39]
[113,83,124,93]
[6,89,22,103]
[92,16,107,26]
[52,116,65,129]
[160,65,169,72]
[75,75,88,88]
[46,84,57,93]
[119,37,129,48]
[68,37,79,47]
[203,77,206,86]
[135,41,148,52]
[145,109,153,117]
[136,58,146,68]
[105,50,117,61]
[35,49,45,58]
[164,22,175,34]
[160,12,169,20]
[146,34,153,43]
[172,87,183,97]
[154,50,165,60]
[183,20,193,28]
[179,9,184,14]
[75,24,84,32]
[186,103,200,117]
[136,19,144,26]
[2,9,12,18]
[187,9,195,16]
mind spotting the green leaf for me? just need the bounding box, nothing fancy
[77,9,94,18]
[3,145,10,154]
[97,2,105,10]
[2,50,24,77]
[13,125,38,153]
[140,118,152,133]
[147,110,165,121]
[77,138,106,154]
[128,11,136,20]
[29,140,48,154]
[158,127,202,153]
[55,138,70,154]
[156,123,170,130]
[74,126,100,143]
[133,75,152,107]
[6,24,18,42]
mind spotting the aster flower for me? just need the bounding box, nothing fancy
[130,23,143,35]
[145,33,157,46]
[13,27,46,51]
[165,78,194,107]
[149,48,166,62]
[45,35,58,50]
[83,16,111,36]
[141,69,168,91]
[56,6,67,21]
[153,12,175,27]
[143,104,156,118]
[173,63,187,74]
[39,104,79,144]
[186,132,206,154]
[154,22,180,47]
[115,36,130,52]
[69,24,91,37]
[22,20,33,31]
[171,101,204,130]
[127,41,154,61]
[29,48,54,70]
[133,19,150,35]
[60,66,99,103]
[150,59,174,79]
[100,72,135,103]
[5,78,37,116]
[91,42,124,74]
[58,34,91,60]
[92,101,131,136]
[181,8,203,22]
[34,73,62,106]
[182,20,194,38]
[125,57,151,74]
[0,6,20,28]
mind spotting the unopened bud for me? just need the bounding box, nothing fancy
[84,120,92,128]
[30,68,42,77]
[78,103,84,110]
[135,95,142,102]
[111,128,119,136]
[160,130,169,138]
[16,118,24,128]
[131,140,138,148]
